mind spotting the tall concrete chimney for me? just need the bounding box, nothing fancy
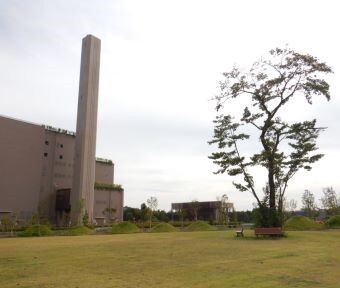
[71,35,101,224]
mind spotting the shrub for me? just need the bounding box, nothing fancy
[112,221,139,234]
[82,212,89,226]
[252,206,281,227]
[326,215,340,228]
[186,221,217,232]
[284,216,324,231]
[19,225,52,237]
[151,222,178,233]
[61,225,94,236]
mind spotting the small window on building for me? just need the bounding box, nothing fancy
[60,144,64,148]
[45,140,49,145]
[59,155,63,159]
[44,152,48,157]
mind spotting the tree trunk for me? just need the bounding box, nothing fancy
[268,159,278,227]
[268,162,276,210]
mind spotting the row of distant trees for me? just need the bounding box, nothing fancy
[301,187,340,219]
[123,195,236,225]
[123,203,271,225]
[122,187,340,226]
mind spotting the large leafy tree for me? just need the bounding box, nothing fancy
[209,47,332,227]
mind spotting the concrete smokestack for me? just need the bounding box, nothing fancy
[71,35,101,224]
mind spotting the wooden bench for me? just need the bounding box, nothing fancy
[235,226,244,237]
[254,227,283,237]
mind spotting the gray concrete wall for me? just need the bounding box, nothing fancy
[94,189,124,224]
[0,116,44,221]
[40,129,75,221]
[95,161,114,184]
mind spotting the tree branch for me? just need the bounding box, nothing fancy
[230,129,262,207]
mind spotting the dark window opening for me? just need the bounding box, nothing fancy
[44,152,48,157]
[45,140,49,145]
[60,144,64,148]
[56,189,71,213]
[59,155,63,159]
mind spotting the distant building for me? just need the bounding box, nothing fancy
[171,201,234,222]
[0,35,123,225]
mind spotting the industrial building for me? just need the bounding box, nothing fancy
[0,35,123,226]
[171,201,234,222]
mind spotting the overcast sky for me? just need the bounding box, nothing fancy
[1,0,339,211]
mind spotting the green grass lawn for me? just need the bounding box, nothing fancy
[1,230,340,288]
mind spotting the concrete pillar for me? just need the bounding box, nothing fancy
[71,35,101,224]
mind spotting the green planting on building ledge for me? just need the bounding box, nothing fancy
[95,157,113,165]
[94,182,123,191]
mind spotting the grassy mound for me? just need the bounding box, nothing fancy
[284,216,324,231]
[151,222,178,233]
[62,226,94,236]
[326,215,340,228]
[112,221,140,234]
[19,225,52,237]
[186,221,217,232]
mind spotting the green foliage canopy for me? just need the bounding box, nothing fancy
[326,215,340,228]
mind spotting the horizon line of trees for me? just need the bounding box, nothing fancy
[123,187,340,225]
[301,187,340,219]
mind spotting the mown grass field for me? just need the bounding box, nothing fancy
[1,230,340,288]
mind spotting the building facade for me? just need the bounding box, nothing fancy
[0,117,123,225]
[171,201,234,222]
[0,35,123,226]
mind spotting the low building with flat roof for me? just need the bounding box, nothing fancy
[0,115,123,225]
[171,201,234,222]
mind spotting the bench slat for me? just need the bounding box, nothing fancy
[254,227,282,236]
